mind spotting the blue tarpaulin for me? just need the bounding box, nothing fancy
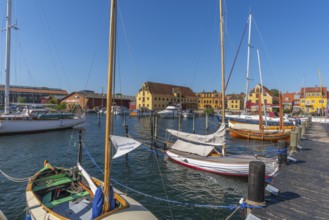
[91,185,115,219]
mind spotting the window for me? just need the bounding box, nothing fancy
[319,100,324,103]
[155,97,157,101]
[147,97,149,100]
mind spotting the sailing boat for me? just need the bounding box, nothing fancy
[229,50,291,141]
[26,1,156,219]
[165,1,278,177]
[0,0,85,135]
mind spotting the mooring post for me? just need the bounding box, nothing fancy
[154,115,158,142]
[78,129,83,165]
[289,131,298,153]
[301,121,306,136]
[278,140,288,165]
[150,116,154,148]
[192,113,196,134]
[206,112,209,133]
[178,113,182,131]
[247,161,266,206]
[97,111,101,126]
[296,126,301,143]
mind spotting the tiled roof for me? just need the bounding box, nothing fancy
[300,87,328,98]
[141,81,197,98]
[282,92,296,103]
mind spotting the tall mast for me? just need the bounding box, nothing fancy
[219,0,226,156]
[256,49,267,126]
[103,0,116,212]
[4,0,12,114]
[244,13,252,111]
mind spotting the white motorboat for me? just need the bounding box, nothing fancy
[158,105,180,118]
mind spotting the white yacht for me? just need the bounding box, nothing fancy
[157,105,180,118]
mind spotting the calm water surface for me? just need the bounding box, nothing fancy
[0,114,277,219]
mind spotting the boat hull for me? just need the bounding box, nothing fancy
[166,150,277,177]
[229,128,291,142]
[0,117,85,135]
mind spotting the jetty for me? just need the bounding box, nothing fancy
[249,122,329,219]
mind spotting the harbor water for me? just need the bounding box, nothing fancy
[0,114,277,219]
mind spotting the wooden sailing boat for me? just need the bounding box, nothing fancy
[165,1,278,178]
[0,0,85,135]
[26,1,156,219]
[229,50,291,142]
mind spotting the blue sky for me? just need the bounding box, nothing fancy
[0,0,328,96]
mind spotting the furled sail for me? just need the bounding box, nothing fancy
[110,135,142,159]
[167,123,226,146]
[171,140,214,156]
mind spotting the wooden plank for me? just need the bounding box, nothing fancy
[251,123,329,219]
[44,191,90,209]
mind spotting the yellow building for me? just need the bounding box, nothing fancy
[248,84,275,111]
[227,93,245,111]
[196,91,222,110]
[136,82,198,110]
[300,87,328,114]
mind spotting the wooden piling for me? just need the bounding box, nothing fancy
[247,161,266,206]
[278,140,288,165]
[178,113,182,131]
[154,115,158,140]
[192,113,195,134]
[289,131,298,153]
[78,129,83,164]
[301,122,306,136]
[97,111,101,125]
[296,126,301,143]
[206,113,209,133]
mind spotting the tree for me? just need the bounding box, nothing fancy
[270,89,279,97]
[48,97,58,104]
[55,102,66,110]
[17,96,27,103]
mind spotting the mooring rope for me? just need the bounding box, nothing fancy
[0,169,32,183]
[81,142,263,210]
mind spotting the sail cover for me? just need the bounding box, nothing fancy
[171,140,214,156]
[167,123,226,146]
[110,135,142,159]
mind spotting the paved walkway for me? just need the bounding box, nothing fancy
[250,122,329,220]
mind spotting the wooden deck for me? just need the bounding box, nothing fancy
[249,122,329,220]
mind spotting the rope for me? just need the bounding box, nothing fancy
[81,142,263,210]
[0,169,32,183]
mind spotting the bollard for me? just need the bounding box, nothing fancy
[247,161,266,206]
[296,126,301,143]
[278,140,288,165]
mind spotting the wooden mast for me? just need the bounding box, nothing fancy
[219,0,226,156]
[103,0,117,213]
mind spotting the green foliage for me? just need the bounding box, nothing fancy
[55,102,66,110]
[47,97,58,104]
[17,96,27,103]
[204,108,214,115]
[270,89,279,97]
